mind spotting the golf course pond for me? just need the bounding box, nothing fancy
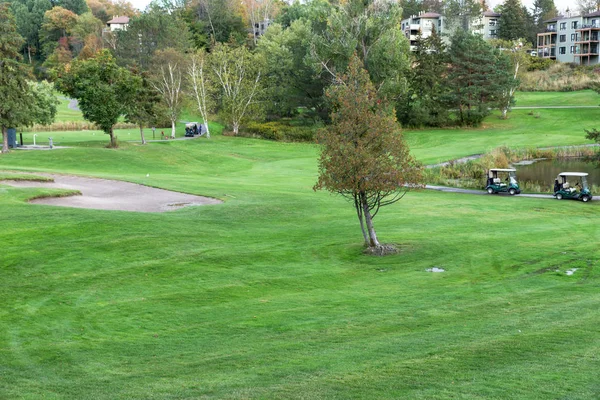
[515,157,600,189]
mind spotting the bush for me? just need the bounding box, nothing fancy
[527,57,555,72]
[242,121,319,142]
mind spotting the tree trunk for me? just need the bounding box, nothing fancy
[139,124,146,145]
[354,195,369,245]
[232,122,239,135]
[109,127,117,148]
[361,193,380,248]
[27,46,32,64]
[204,121,210,139]
[171,120,176,138]
[1,126,9,154]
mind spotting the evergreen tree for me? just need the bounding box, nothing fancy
[531,0,558,32]
[497,0,529,41]
[398,28,449,127]
[445,30,515,126]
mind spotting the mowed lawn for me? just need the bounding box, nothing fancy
[515,90,600,107]
[1,100,600,398]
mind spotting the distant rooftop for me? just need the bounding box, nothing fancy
[418,12,441,18]
[483,11,501,17]
[107,16,130,24]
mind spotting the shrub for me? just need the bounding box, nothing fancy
[242,121,319,142]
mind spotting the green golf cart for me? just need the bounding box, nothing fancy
[553,172,592,202]
[486,168,521,195]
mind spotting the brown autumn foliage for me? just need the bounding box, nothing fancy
[314,54,423,251]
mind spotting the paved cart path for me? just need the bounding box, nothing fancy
[425,184,596,201]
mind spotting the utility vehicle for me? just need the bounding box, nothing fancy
[553,172,592,202]
[486,168,520,195]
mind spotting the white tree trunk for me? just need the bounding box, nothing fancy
[171,120,176,138]
[188,52,212,139]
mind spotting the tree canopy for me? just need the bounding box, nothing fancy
[314,55,422,251]
[55,49,141,147]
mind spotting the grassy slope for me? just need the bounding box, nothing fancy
[515,90,600,107]
[1,96,600,399]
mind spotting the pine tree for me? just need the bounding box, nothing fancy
[399,28,449,127]
[497,0,529,41]
[445,30,516,126]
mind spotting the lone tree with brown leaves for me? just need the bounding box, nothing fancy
[314,55,423,253]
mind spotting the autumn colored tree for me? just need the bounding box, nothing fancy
[55,50,141,147]
[314,55,423,252]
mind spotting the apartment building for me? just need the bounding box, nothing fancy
[401,10,500,51]
[472,11,501,40]
[401,12,446,51]
[537,11,600,64]
[575,10,600,65]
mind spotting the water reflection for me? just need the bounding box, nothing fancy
[515,158,600,190]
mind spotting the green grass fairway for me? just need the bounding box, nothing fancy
[56,96,86,122]
[3,97,600,398]
[2,116,600,399]
[405,108,598,164]
[515,90,600,107]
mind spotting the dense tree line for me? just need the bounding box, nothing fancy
[2,0,528,148]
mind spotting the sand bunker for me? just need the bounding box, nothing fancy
[1,174,221,212]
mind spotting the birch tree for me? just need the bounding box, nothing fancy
[151,48,185,139]
[491,39,529,119]
[210,43,264,135]
[188,49,213,138]
[242,0,278,45]
[314,55,423,253]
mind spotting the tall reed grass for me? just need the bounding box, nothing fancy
[519,63,600,91]
[21,121,138,132]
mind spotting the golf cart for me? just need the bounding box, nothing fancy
[184,122,203,137]
[553,172,592,202]
[486,168,521,195]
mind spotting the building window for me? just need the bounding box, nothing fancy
[490,29,497,36]
[559,47,566,54]
[571,21,578,29]
[571,33,577,41]
[560,22,566,30]
[570,46,575,53]
[592,19,598,27]
[489,19,496,26]
[560,35,566,42]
